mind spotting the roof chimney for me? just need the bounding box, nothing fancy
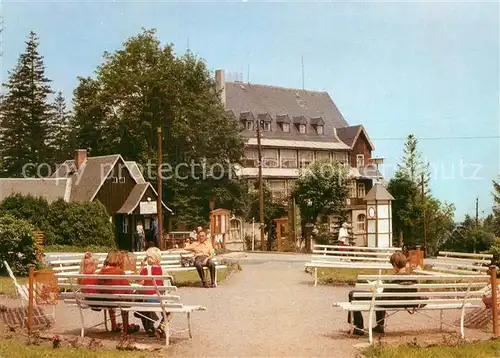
[75,149,87,170]
[215,69,226,108]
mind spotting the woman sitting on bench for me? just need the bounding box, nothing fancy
[347,252,418,336]
[98,250,138,334]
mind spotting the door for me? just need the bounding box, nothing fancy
[274,218,289,251]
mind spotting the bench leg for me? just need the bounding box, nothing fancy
[187,312,192,339]
[77,305,85,338]
[368,313,373,344]
[104,310,109,332]
[314,267,318,287]
[166,320,170,346]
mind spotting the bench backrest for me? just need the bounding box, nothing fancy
[432,251,493,275]
[352,274,489,307]
[58,273,182,310]
[312,245,401,263]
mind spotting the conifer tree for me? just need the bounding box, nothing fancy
[397,134,431,192]
[48,91,71,162]
[0,31,53,177]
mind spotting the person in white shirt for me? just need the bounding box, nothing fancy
[135,221,146,252]
[338,222,350,246]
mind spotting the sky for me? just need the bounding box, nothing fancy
[1,0,499,220]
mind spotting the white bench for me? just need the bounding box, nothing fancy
[58,273,206,346]
[415,251,493,276]
[305,245,401,286]
[50,251,226,285]
[333,273,489,344]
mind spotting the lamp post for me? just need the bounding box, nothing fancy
[209,198,215,247]
[257,119,265,251]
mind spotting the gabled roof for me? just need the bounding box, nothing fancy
[336,125,375,150]
[0,178,72,203]
[225,82,348,142]
[72,155,121,202]
[117,183,172,215]
[125,161,146,184]
[364,183,394,201]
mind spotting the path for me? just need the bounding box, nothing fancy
[48,256,489,357]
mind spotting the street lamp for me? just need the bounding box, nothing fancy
[370,157,385,183]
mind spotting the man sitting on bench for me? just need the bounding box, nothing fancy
[347,251,418,336]
[184,230,217,288]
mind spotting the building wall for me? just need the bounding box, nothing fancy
[350,131,372,168]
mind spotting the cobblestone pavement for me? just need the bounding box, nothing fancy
[35,260,490,357]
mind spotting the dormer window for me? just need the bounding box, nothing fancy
[310,117,325,135]
[258,113,272,133]
[245,121,254,131]
[293,116,307,134]
[299,124,306,134]
[276,114,292,133]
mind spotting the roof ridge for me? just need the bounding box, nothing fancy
[86,154,121,160]
[226,81,328,94]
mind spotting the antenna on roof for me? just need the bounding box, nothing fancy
[187,36,190,52]
[301,55,305,90]
[247,64,250,83]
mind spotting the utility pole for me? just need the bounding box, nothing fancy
[421,173,427,258]
[476,197,479,226]
[256,119,265,251]
[157,127,163,250]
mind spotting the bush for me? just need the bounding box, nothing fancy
[0,214,39,276]
[0,194,55,244]
[49,200,116,248]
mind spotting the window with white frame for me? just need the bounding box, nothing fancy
[263,121,271,132]
[245,121,254,131]
[269,180,286,200]
[315,151,330,163]
[299,151,314,168]
[357,213,366,231]
[356,154,365,168]
[357,182,366,198]
[317,125,324,135]
[333,152,348,166]
[280,149,297,168]
[244,149,258,167]
[299,124,306,134]
[282,123,290,133]
[122,216,129,233]
[348,180,357,198]
[262,149,279,168]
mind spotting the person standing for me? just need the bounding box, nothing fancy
[152,216,159,248]
[135,221,146,252]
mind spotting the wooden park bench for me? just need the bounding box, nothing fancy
[305,245,401,286]
[414,251,493,276]
[50,251,226,286]
[333,273,489,344]
[58,273,206,346]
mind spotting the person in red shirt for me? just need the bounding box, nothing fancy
[98,250,137,333]
[135,247,172,337]
[78,252,98,293]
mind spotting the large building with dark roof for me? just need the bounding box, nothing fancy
[216,69,381,247]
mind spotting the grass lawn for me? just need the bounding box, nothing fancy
[0,275,28,297]
[311,267,393,285]
[0,339,150,358]
[363,340,500,358]
[170,262,239,287]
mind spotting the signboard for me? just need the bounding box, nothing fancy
[140,202,157,214]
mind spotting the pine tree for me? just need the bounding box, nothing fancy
[47,91,71,162]
[0,31,53,177]
[397,134,430,192]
